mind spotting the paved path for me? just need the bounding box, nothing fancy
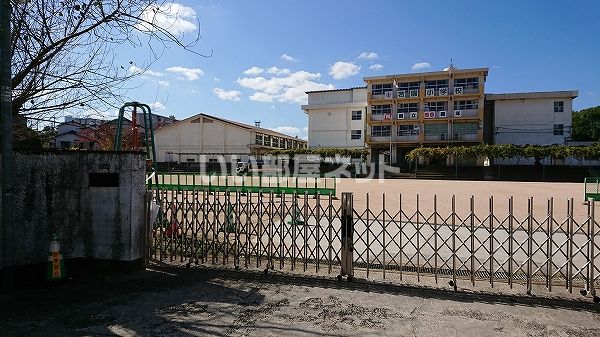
[1,265,599,337]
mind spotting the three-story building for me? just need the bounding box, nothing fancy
[364,67,488,163]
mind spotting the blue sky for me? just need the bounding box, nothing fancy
[120,0,599,139]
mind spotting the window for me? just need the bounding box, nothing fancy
[424,101,446,112]
[453,122,478,134]
[397,124,419,136]
[423,123,448,135]
[371,104,392,115]
[351,129,362,140]
[454,77,479,90]
[352,110,362,120]
[208,158,218,163]
[264,135,272,147]
[371,125,391,137]
[397,103,419,114]
[397,81,420,92]
[425,79,449,90]
[255,134,263,145]
[453,99,479,110]
[554,101,564,113]
[371,83,393,95]
[554,124,564,135]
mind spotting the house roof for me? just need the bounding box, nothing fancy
[155,113,307,142]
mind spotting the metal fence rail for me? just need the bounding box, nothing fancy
[154,173,336,196]
[148,187,600,298]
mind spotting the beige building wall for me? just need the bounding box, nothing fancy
[303,88,367,149]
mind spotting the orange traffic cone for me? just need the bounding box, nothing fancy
[46,234,66,280]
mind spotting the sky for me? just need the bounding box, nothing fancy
[116,0,599,140]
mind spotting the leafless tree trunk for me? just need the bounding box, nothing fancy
[11,0,206,119]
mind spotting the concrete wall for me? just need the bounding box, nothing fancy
[0,152,146,267]
[494,97,573,145]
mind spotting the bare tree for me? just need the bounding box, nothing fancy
[11,0,206,119]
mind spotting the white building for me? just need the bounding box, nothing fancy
[302,69,578,163]
[301,87,367,149]
[487,91,577,145]
[154,113,307,162]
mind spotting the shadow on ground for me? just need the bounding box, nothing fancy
[1,262,598,336]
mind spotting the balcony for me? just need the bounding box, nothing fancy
[423,133,479,142]
[366,135,420,144]
[452,86,481,96]
[451,108,479,118]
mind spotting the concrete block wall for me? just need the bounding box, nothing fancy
[0,151,146,267]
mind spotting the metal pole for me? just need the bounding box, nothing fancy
[1,0,14,276]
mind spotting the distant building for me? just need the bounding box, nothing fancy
[154,113,307,163]
[54,117,107,149]
[303,67,577,165]
[486,91,577,146]
[301,87,367,149]
[54,113,176,149]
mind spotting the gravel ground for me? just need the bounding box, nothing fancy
[1,263,599,337]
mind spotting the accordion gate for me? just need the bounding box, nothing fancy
[149,188,599,297]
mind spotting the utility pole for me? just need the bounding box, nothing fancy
[0,0,13,274]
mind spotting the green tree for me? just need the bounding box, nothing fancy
[572,106,600,141]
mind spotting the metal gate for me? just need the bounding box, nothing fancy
[147,187,600,299]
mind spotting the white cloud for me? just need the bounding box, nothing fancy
[149,101,166,111]
[128,65,163,77]
[369,64,383,71]
[157,80,170,86]
[213,88,241,101]
[213,77,221,82]
[271,126,300,136]
[166,66,204,80]
[249,92,274,102]
[267,67,290,75]
[243,66,264,75]
[237,70,335,104]
[411,62,431,72]
[281,54,297,62]
[358,52,378,60]
[329,61,361,80]
[303,126,308,133]
[137,2,197,35]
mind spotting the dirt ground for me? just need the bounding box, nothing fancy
[337,178,593,223]
[2,264,599,337]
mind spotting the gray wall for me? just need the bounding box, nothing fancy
[1,152,146,267]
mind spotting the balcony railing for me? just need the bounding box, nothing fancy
[367,135,419,143]
[423,133,478,142]
[451,108,479,118]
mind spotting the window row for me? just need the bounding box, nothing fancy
[372,100,479,117]
[370,123,478,137]
[371,77,480,96]
[255,134,304,149]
